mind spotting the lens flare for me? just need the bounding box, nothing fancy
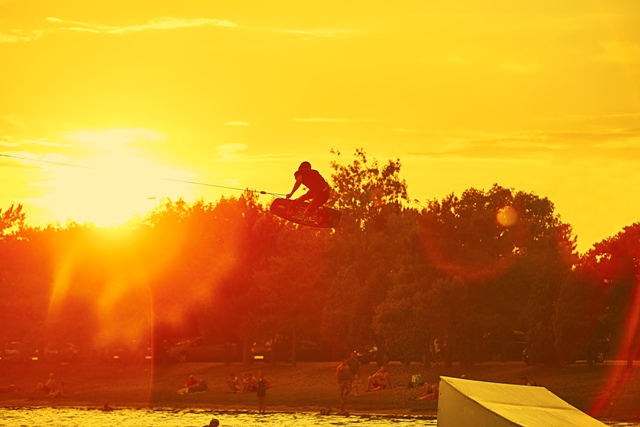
[589,276,640,419]
[497,206,518,227]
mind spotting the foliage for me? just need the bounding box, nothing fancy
[1,149,636,369]
[553,269,607,364]
[0,204,26,239]
[329,148,409,229]
[580,223,640,367]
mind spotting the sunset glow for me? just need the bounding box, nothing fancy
[1,1,638,252]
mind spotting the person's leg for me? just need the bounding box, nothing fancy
[305,189,330,219]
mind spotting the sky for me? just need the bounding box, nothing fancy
[1,0,639,253]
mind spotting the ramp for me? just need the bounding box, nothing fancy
[437,376,606,427]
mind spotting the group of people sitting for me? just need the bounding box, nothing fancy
[413,381,439,401]
[177,375,208,395]
[365,365,393,392]
[225,372,259,393]
[178,371,265,396]
[33,372,67,398]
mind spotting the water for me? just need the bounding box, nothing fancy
[0,408,436,427]
[0,408,636,426]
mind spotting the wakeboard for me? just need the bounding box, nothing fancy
[270,198,341,228]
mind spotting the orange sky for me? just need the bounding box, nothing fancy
[1,0,639,253]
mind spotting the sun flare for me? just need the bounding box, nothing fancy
[34,129,196,226]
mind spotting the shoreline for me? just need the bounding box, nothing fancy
[1,360,639,423]
[0,403,437,419]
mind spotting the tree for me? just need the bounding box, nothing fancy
[0,204,26,239]
[322,149,414,355]
[581,223,640,367]
[419,185,576,365]
[553,268,607,364]
[329,148,409,228]
[424,276,477,367]
[0,207,48,356]
[250,226,330,365]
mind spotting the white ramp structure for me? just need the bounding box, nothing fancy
[438,376,607,427]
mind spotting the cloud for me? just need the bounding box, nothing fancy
[0,29,45,43]
[64,129,166,151]
[531,113,640,122]
[497,61,538,73]
[1,16,237,42]
[0,137,19,148]
[45,16,237,35]
[444,53,470,66]
[421,52,471,67]
[400,128,640,163]
[216,143,248,160]
[294,117,375,123]
[394,128,424,133]
[604,113,640,119]
[278,28,352,38]
[593,41,640,64]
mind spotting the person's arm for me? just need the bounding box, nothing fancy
[286,174,303,199]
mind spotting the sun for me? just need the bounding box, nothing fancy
[36,129,194,226]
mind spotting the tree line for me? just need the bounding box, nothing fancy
[1,149,639,367]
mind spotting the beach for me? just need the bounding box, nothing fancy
[1,359,639,423]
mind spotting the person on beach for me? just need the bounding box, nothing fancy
[241,372,258,393]
[336,401,350,416]
[412,382,438,401]
[365,365,392,392]
[0,384,17,393]
[177,375,199,394]
[226,372,241,393]
[256,370,271,414]
[34,372,65,397]
[101,402,114,411]
[346,351,361,396]
[336,358,353,404]
[203,418,219,427]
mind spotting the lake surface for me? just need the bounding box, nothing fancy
[0,407,636,426]
[0,407,435,427]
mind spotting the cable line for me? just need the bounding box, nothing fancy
[0,152,285,197]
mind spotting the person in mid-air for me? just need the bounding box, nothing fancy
[286,161,331,220]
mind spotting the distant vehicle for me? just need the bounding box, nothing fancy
[355,345,378,365]
[523,338,610,365]
[483,331,527,362]
[42,342,79,363]
[0,342,22,362]
[103,343,152,363]
[564,337,610,364]
[356,344,428,366]
[251,336,332,363]
[166,337,239,363]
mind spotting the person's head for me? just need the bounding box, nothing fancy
[209,418,220,427]
[298,161,311,171]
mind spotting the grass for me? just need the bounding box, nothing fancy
[1,359,640,422]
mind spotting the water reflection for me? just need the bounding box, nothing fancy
[0,407,436,427]
[0,408,635,426]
